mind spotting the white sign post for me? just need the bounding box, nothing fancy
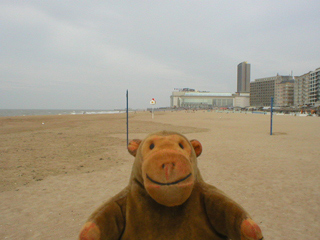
[150,98,156,119]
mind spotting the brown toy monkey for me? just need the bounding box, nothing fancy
[79,131,263,240]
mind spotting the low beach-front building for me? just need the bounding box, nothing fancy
[234,93,250,108]
[170,89,236,109]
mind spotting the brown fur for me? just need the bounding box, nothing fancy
[79,131,263,240]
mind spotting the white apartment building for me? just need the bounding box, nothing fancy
[294,67,320,107]
[294,72,310,106]
[309,67,320,106]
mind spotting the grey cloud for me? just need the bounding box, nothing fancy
[1,0,319,109]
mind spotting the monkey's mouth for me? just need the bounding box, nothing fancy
[146,173,192,186]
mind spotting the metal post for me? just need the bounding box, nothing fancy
[270,97,273,135]
[126,90,129,146]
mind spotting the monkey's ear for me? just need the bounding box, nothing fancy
[190,139,202,157]
[128,139,142,157]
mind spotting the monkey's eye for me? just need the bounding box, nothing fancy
[149,143,155,150]
[179,143,184,149]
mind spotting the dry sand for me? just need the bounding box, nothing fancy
[0,111,319,239]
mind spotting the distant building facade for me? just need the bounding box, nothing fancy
[250,76,276,107]
[169,65,320,109]
[294,72,310,106]
[275,79,294,106]
[234,93,250,108]
[237,62,251,93]
[309,67,320,106]
[293,67,320,107]
[274,75,294,106]
[170,89,234,108]
[250,75,294,107]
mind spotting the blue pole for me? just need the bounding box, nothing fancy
[270,97,273,135]
[126,90,129,146]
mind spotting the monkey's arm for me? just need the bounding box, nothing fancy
[79,189,128,240]
[202,183,263,240]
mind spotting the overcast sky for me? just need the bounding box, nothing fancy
[1,1,319,109]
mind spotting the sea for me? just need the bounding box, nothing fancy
[0,109,127,117]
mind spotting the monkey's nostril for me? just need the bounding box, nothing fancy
[162,164,165,169]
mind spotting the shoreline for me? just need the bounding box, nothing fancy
[0,109,129,118]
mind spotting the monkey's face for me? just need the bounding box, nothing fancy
[128,132,202,207]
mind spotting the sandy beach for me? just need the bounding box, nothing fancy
[0,111,319,239]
